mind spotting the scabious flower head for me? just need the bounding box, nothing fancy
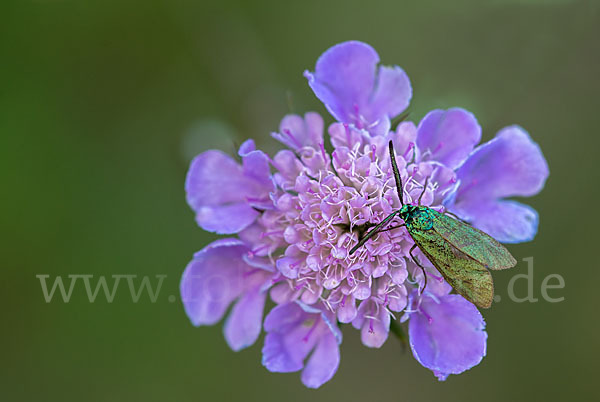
[181,41,549,387]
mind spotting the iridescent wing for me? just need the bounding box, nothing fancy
[409,228,495,308]
[430,209,517,270]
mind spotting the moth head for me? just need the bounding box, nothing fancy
[399,204,412,221]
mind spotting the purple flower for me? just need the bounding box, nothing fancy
[262,302,341,388]
[185,140,273,234]
[180,238,274,351]
[304,41,411,136]
[181,41,548,386]
[445,126,549,243]
[404,288,487,381]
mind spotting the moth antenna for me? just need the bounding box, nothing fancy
[417,176,430,206]
[388,141,404,206]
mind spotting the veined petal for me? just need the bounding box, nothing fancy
[262,303,319,372]
[417,108,481,169]
[262,302,341,388]
[305,41,378,123]
[195,203,259,234]
[366,65,411,135]
[337,294,357,323]
[304,41,411,135]
[360,309,390,348]
[301,330,340,388]
[447,125,548,242]
[452,199,539,243]
[263,301,305,332]
[186,151,252,207]
[272,112,324,151]
[224,287,267,351]
[186,150,264,233]
[408,292,487,380]
[353,299,390,348]
[454,125,549,202]
[239,140,272,190]
[180,239,247,326]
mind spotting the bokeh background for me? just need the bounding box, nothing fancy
[3,0,600,401]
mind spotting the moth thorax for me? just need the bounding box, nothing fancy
[407,206,434,231]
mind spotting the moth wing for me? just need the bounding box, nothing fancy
[430,209,517,270]
[410,229,494,309]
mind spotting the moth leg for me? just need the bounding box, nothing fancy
[417,176,430,206]
[409,244,428,294]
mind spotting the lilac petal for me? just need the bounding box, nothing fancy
[262,303,318,372]
[262,330,309,373]
[180,239,247,326]
[367,65,412,132]
[263,300,305,332]
[329,122,370,150]
[224,287,267,351]
[185,150,261,234]
[454,199,539,243]
[238,138,256,155]
[353,300,390,348]
[316,306,343,344]
[301,330,340,388]
[447,125,548,242]
[337,294,357,323]
[417,108,481,169]
[262,301,341,389]
[195,203,259,234]
[408,292,487,380]
[272,112,324,151]
[239,140,272,191]
[453,125,549,202]
[360,310,390,348]
[304,41,411,135]
[305,41,377,123]
[391,121,418,162]
[276,256,300,279]
[186,151,251,207]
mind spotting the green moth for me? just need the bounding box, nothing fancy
[349,140,516,308]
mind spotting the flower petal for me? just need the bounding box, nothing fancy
[186,150,262,233]
[195,203,259,234]
[367,65,411,131]
[408,292,487,380]
[262,303,319,373]
[224,287,267,351]
[453,125,549,203]
[180,239,247,326]
[353,300,390,348]
[390,121,418,161]
[301,330,340,388]
[272,112,324,151]
[453,199,539,243]
[263,301,304,332]
[305,41,378,123]
[446,125,548,242]
[304,41,410,135]
[262,331,306,373]
[360,310,390,348]
[238,140,272,191]
[337,294,357,323]
[417,108,481,169]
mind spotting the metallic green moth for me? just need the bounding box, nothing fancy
[349,140,517,308]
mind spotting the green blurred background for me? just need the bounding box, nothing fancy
[3,0,599,401]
